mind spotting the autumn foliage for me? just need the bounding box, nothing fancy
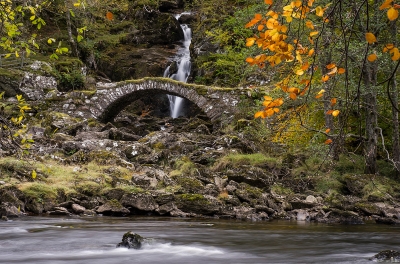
[246,0,400,142]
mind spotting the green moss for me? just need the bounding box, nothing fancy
[152,142,165,150]
[271,183,293,196]
[21,183,57,200]
[213,153,279,171]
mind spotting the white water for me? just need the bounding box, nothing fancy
[164,13,192,118]
[2,216,400,264]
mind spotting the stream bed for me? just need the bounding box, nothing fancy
[1,216,399,263]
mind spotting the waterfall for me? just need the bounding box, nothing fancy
[165,13,192,118]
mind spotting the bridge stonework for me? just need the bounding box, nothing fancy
[87,77,245,122]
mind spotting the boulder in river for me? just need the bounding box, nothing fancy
[117,232,144,249]
[370,250,400,262]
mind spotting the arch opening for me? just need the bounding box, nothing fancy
[99,89,213,137]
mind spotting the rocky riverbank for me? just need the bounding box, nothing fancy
[1,90,400,224]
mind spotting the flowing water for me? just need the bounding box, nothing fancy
[164,13,192,118]
[1,216,400,264]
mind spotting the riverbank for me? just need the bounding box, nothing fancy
[1,107,400,225]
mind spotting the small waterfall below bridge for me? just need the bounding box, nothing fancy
[164,12,192,118]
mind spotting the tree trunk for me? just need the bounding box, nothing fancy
[389,21,400,172]
[65,0,79,57]
[363,62,378,174]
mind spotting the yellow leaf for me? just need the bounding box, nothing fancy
[32,170,37,179]
[365,32,377,44]
[315,6,324,16]
[295,69,304,75]
[255,111,265,118]
[309,31,319,37]
[332,110,340,117]
[388,7,399,21]
[16,94,22,101]
[367,53,378,62]
[73,2,81,7]
[15,51,19,58]
[324,139,333,144]
[380,0,393,10]
[264,96,273,101]
[246,38,256,47]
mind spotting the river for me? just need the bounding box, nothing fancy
[1,216,399,263]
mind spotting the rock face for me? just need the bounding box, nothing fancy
[117,232,144,249]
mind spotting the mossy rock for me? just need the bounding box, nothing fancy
[0,68,24,97]
[175,193,220,215]
[172,176,204,193]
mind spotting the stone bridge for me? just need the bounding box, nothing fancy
[88,77,246,122]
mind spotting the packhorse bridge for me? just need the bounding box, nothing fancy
[86,77,246,123]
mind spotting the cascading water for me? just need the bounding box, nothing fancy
[164,13,192,118]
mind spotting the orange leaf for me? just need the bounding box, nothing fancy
[258,24,265,31]
[305,21,314,29]
[392,48,400,61]
[394,4,400,8]
[365,32,377,44]
[388,7,399,21]
[367,53,377,62]
[337,68,346,74]
[332,110,340,117]
[106,11,114,21]
[324,139,333,144]
[315,93,324,99]
[326,110,334,115]
[331,98,337,106]
[301,62,310,71]
[326,63,336,69]
[246,57,255,64]
[289,93,297,100]
[308,48,315,56]
[380,0,393,10]
[322,75,329,82]
[264,0,273,4]
[325,128,331,133]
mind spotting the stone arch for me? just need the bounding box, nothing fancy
[89,78,238,123]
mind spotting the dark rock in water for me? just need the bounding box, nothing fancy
[47,207,71,216]
[96,200,130,216]
[0,202,23,217]
[375,217,400,225]
[370,250,400,262]
[117,232,144,249]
